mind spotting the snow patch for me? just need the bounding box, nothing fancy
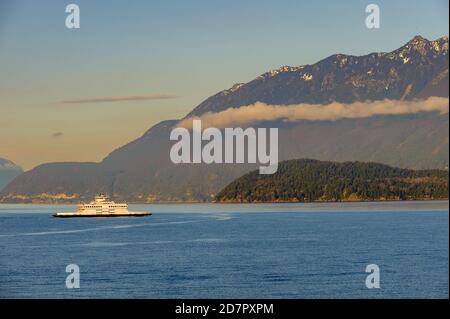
[302,73,313,81]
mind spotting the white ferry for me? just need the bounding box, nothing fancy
[53,193,151,218]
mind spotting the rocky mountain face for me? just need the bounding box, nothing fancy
[1,35,448,203]
[188,35,448,116]
[0,158,23,191]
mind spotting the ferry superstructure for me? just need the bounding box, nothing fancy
[53,193,151,217]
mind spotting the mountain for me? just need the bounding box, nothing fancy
[215,159,449,202]
[0,158,23,191]
[1,35,448,203]
[188,35,448,116]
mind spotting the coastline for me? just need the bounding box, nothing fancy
[0,199,448,206]
[1,200,448,217]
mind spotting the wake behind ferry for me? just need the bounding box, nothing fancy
[53,193,151,218]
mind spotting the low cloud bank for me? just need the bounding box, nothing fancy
[178,97,449,128]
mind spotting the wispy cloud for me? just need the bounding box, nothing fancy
[179,97,449,128]
[59,94,177,104]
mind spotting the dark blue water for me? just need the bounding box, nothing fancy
[0,202,448,298]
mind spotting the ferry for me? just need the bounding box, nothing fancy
[53,193,151,218]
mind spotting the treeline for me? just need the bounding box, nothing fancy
[215,159,449,202]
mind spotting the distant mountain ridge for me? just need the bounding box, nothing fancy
[0,158,23,191]
[1,35,448,203]
[215,159,449,202]
[188,35,448,116]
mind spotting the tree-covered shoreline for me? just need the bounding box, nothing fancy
[215,159,449,203]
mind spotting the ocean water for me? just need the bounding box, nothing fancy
[0,201,448,299]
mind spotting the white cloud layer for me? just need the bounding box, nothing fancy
[179,97,449,128]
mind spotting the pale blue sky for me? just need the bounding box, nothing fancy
[0,0,448,169]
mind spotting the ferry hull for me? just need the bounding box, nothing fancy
[53,212,151,218]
